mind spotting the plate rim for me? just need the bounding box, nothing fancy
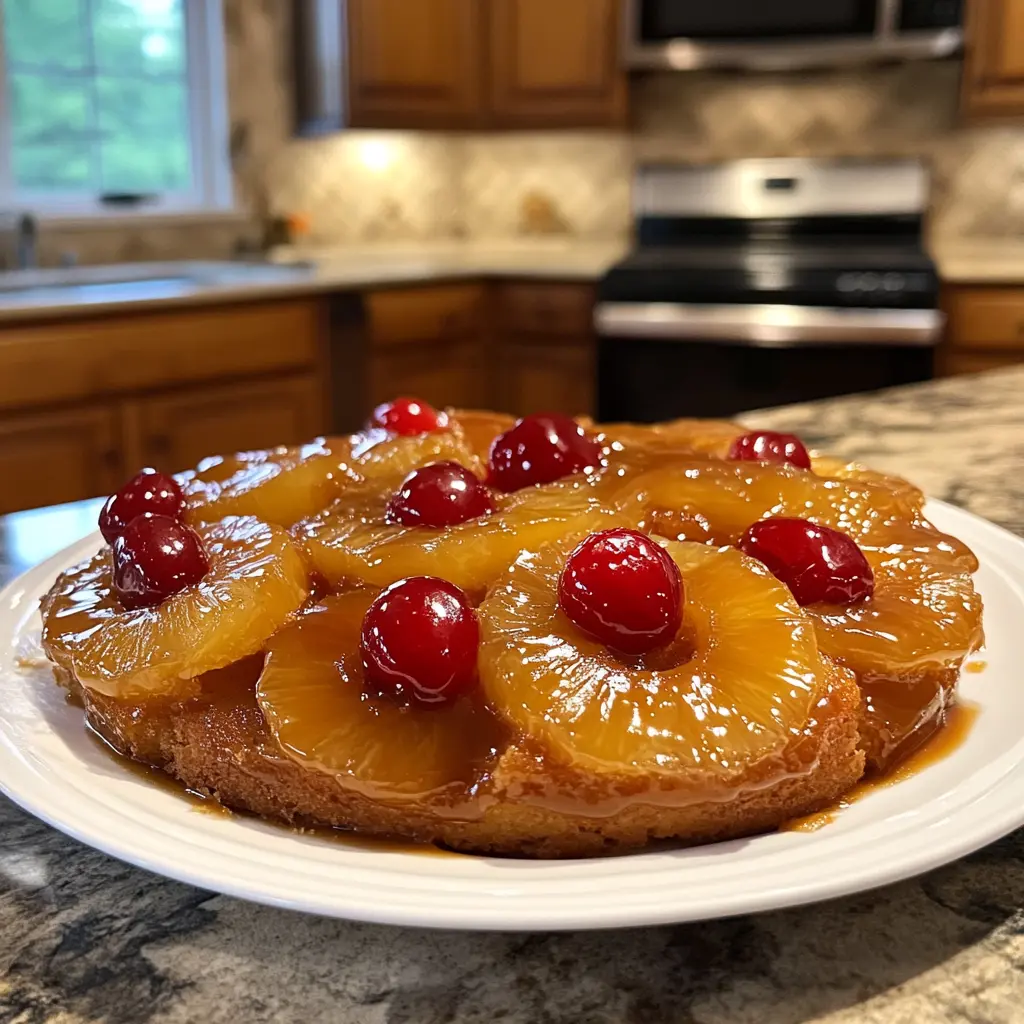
[1,497,1023,931]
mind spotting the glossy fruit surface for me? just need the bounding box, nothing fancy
[297,474,628,594]
[180,441,350,528]
[488,413,601,492]
[479,538,826,776]
[737,518,875,606]
[360,577,479,707]
[385,461,495,528]
[257,592,503,802]
[369,397,448,437]
[558,529,683,655]
[99,469,184,543]
[113,514,209,610]
[727,431,811,470]
[41,516,309,699]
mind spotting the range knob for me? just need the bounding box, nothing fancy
[882,273,906,291]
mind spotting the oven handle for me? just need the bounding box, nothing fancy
[593,303,944,348]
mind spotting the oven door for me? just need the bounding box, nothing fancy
[626,0,962,70]
[594,302,942,421]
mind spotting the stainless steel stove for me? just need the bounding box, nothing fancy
[595,159,942,421]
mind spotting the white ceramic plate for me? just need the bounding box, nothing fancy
[1,499,1022,931]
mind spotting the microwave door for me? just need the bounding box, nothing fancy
[625,0,962,69]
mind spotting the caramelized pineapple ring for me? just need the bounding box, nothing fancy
[478,540,830,778]
[256,592,504,803]
[598,419,922,503]
[296,476,630,594]
[180,440,354,528]
[333,426,484,483]
[446,409,517,463]
[41,516,309,700]
[623,460,982,680]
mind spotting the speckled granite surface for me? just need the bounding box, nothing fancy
[1,370,1023,1024]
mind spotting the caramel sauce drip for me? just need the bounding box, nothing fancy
[782,700,980,833]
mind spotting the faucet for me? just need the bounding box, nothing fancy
[15,213,37,270]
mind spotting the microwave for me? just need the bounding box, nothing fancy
[625,0,964,70]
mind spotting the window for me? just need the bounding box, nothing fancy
[0,0,230,217]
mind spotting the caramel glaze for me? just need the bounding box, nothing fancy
[782,700,980,832]
[88,709,458,853]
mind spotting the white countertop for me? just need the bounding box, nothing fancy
[0,240,628,322]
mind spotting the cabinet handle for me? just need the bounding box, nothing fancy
[100,448,120,470]
[148,434,170,455]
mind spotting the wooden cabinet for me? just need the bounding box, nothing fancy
[488,0,626,127]
[497,283,596,417]
[0,298,330,514]
[962,0,1024,119]
[346,0,485,128]
[940,284,1024,375]
[125,375,325,475]
[366,285,488,412]
[0,406,122,516]
[345,0,626,129]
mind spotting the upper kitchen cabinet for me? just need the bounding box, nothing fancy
[346,0,486,128]
[487,0,627,127]
[962,0,1024,119]
[342,0,627,130]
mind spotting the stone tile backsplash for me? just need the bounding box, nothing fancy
[45,0,1024,264]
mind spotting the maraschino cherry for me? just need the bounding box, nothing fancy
[488,413,601,493]
[113,514,209,610]
[385,461,495,528]
[738,518,874,605]
[369,397,449,437]
[99,468,185,544]
[558,528,683,656]
[360,577,479,706]
[728,430,811,470]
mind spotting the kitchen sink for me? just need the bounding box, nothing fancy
[0,260,314,306]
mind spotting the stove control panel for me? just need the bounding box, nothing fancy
[836,271,933,300]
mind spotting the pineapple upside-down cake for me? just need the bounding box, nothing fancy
[38,397,983,857]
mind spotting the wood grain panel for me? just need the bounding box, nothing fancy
[0,300,320,413]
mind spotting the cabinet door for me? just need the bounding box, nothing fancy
[500,339,595,418]
[488,0,627,127]
[0,405,121,515]
[129,375,326,475]
[347,0,484,128]
[370,337,486,412]
[962,0,1024,118]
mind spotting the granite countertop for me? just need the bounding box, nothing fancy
[2,369,1023,1023]
[0,240,627,322]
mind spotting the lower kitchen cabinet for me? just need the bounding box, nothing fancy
[497,282,597,417]
[500,339,595,418]
[366,284,488,412]
[370,336,486,412]
[941,284,1024,376]
[0,297,330,514]
[123,374,326,476]
[0,405,122,516]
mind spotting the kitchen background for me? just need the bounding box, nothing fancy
[37,0,1024,266]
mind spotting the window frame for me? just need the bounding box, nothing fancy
[0,0,233,221]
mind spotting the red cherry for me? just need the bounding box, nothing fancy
[360,577,479,707]
[385,461,495,528]
[488,413,601,493]
[728,431,811,470]
[738,518,874,606]
[558,528,683,656]
[112,514,209,610]
[99,468,185,544]
[369,397,448,437]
